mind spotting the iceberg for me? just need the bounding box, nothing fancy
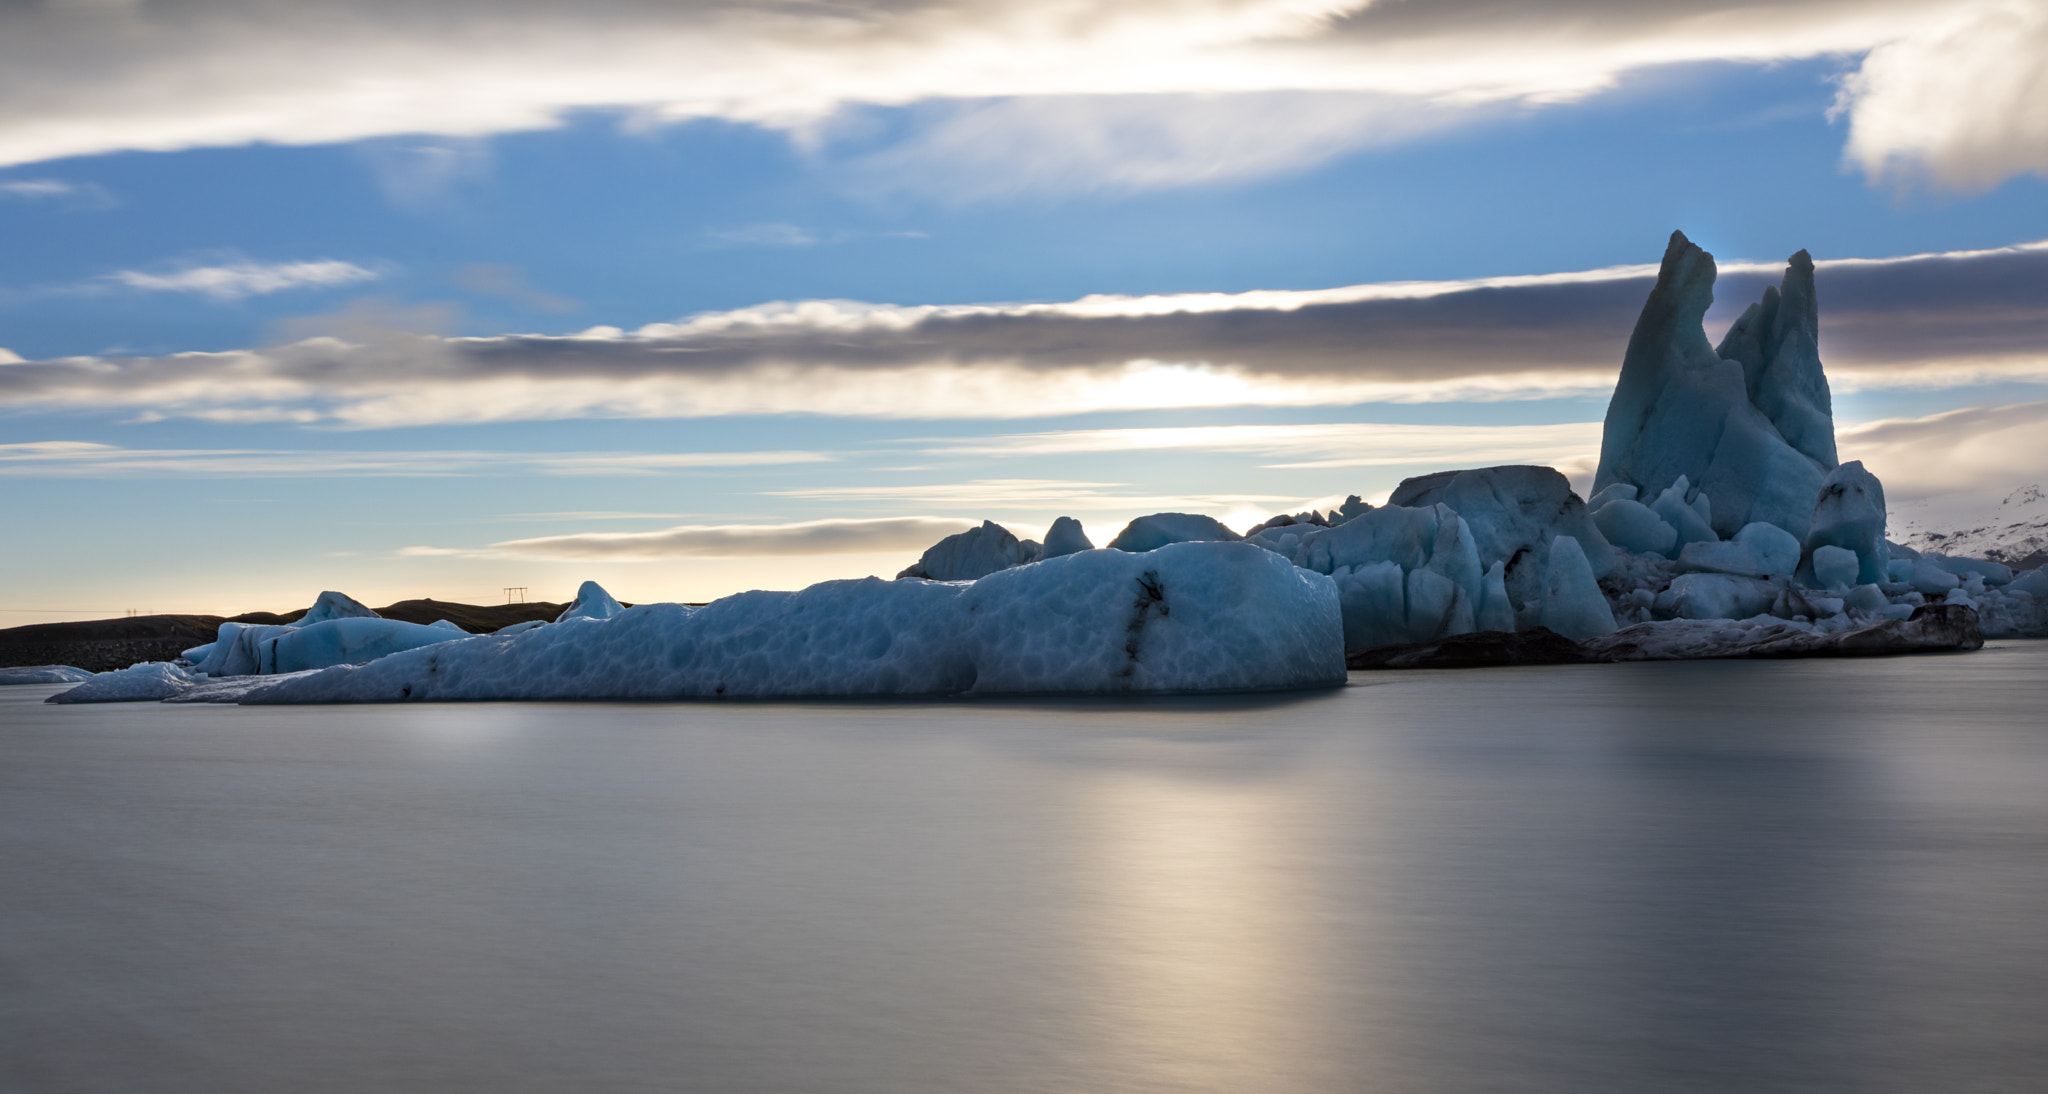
[556,579,625,621]
[179,590,485,677]
[1594,232,1835,541]
[1387,465,1613,625]
[46,661,200,704]
[1537,535,1616,640]
[1803,461,1888,585]
[0,664,95,685]
[223,542,1342,703]
[1040,516,1093,559]
[263,617,473,674]
[1105,513,1240,553]
[1262,503,1488,649]
[898,521,1042,581]
[1593,498,1677,556]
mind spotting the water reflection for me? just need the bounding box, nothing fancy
[4,646,2048,1092]
[1069,769,1356,1093]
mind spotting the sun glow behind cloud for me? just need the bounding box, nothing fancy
[0,0,2040,195]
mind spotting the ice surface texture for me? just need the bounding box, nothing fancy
[1595,232,1836,541]
[1261,503,1492,649]
[1388,465,1613,627]
[46,662,200,703]
[237,543,1343,703]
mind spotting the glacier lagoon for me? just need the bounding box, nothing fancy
[8,645,2048,1093]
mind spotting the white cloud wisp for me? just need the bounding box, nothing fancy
[3,237,2044,427]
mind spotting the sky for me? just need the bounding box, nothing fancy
[3,0,2047,621]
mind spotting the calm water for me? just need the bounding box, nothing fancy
[5,645,2048,1093]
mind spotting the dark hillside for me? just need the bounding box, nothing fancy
[1,600,568,672]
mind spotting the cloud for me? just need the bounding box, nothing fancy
[1839,400,2048,501]
[765,477,1296,512]
[2,237,2044,426]
[0,1,2022,191]
[699,223,929,248]
[1836,1,2048,190]
[918,421,1602,470]
[0,177,116,210]
[107,259,381,301]
[837,91,1486,199]
[458,516,981,561]
[0,441,831,477]
[703,223,821,248]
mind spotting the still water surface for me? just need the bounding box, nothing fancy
[5,645,2048,1093]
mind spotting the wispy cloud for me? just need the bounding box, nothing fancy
[699,223,928,249]
[427,516,981,561]
[107,259,381,301]
[0,177,115,210]
[918,422,1602,470]
[0,1,2026,192]
[3,238,2044,426]
[0,441,832,477]
[767,477,1297,513]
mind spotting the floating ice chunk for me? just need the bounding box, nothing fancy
[1593,498,1677,555]
[1650,477,1719,554]
[1040,516,1093,559]
[0,665,94,685]
[1656,573,1778,620]
[1811,545,1860,590]
[1925,555,2013,586]
[1907,559,1961,596]
[46,662,199,704]
[1538,535,1615,640]
[1806,596,1846,617]
[429,619,467,633]
[1804,461,1888,585]
[1286,504,1486,647]
[297,591,381,625]
[1943,588,1977,608]
[1887,558,1914,583]
[1330,561,1409,649]
[1387,465,1612,625]
[263,617,475,674]
[189,621,294,676]
[556,580,626,622]
[1106,513,1240,553]
[239,542,1343,702]
[2011,569,2048,598]
[1588,482,1638,510]
[1844,584,1889,612]
[898,521,1042,581]
[1677,540,1761,577]
[180,640,217,662]
[1734,522,1801,577]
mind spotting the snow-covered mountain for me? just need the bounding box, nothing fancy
[1895,485,2048,570]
